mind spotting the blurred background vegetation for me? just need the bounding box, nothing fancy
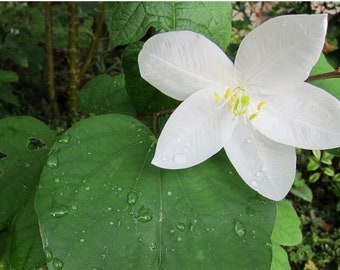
[0,2,339,269]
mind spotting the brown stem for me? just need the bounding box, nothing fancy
[79,2,105,77]
[44,2,60,125]
[306,69,340,82]
[152,109,175,136]
[67,2,79,122]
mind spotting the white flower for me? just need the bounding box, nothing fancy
[138,14,340,201]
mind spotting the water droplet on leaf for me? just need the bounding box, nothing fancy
[234,219,245,237]
[58,133,71,144]
[44,247,53,262]
[46,153,59,168]
[127,190,138,205]
[175,222,186,232]
[246,138,252,144]
[136,205,153,223]
[53,258,64,269]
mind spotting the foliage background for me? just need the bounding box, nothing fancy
[0,2,339,270]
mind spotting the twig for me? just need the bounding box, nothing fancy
[79,2,105,77]
[67,2,79,122]
[306,69,340,82]
[152,109,175,136]
[44,2,60,125]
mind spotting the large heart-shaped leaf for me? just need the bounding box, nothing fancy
[105,2,232,50]
[0,116,55,228]
[35,114,276,269]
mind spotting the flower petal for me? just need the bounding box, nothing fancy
[138,31,234,101]
[224,121,296,201]
[252,83,340,149]
[235,14,327,94]
[152,88,235,169]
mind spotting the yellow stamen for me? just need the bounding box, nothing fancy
[249,113,258,121]
[257,100,266,111]
[224,88,232,99]
[241,95,250,106]
[214,92,221,104]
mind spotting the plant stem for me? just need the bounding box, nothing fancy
[67,2,79,122]
[79,2,105,77]
[306,69,340,82]
[44,2,60,125]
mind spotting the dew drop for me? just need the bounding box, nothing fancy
[53,258,64,270]
[183,148,189,153]
[149,241,157,251]
[245,138,252,144]
[45,153,59,168]
[85,186,90,191]
[80,238,85,243]
[256,171,261,177]
[136,205,153,223]
[50,208,69,218]
[234,219,246,237]
[54,178,60,183]
[175,221,186,232]
[282,20,287,26]
[127,190,138,206]
[176,138,181,143]
[174,154,188,165]
[71,204,78,211]
[161,156,168,162]
[58,133,71,144]
[44,247,53,262]
[167,191,172,196]
[177,236,183,242]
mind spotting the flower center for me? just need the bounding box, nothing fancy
[214,87,266,121]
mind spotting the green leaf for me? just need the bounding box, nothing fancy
[123,42,180,115]
[35,114,276,270]
[0,116,55,229]
[270,244,290,270]
[309,53,340,99]
[307,157,320,171]
[0,82,20,106]
[9,193,46,270]
[271,200,302,246]
[78,74,136,116]
[105,2,232,50]
[326,147,340,157]
[0,70,19,83]
[290,183,313,202]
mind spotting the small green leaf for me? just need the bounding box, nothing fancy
[322,166,335,177]
[0,70,19,83]
[78,74,136,116]
[290,183,313,202]
[309,172,321,183]
[105,2,232,50]
[333,173,340,182]
[0,82,20,106]
[270,244,290,270]
[35,114,276,270]
[326,147,340,157]
[0,116,55,229]
[312,149,321,160]
[307,157,320,171]
[320,151,334,165]
[271,200,302,246]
